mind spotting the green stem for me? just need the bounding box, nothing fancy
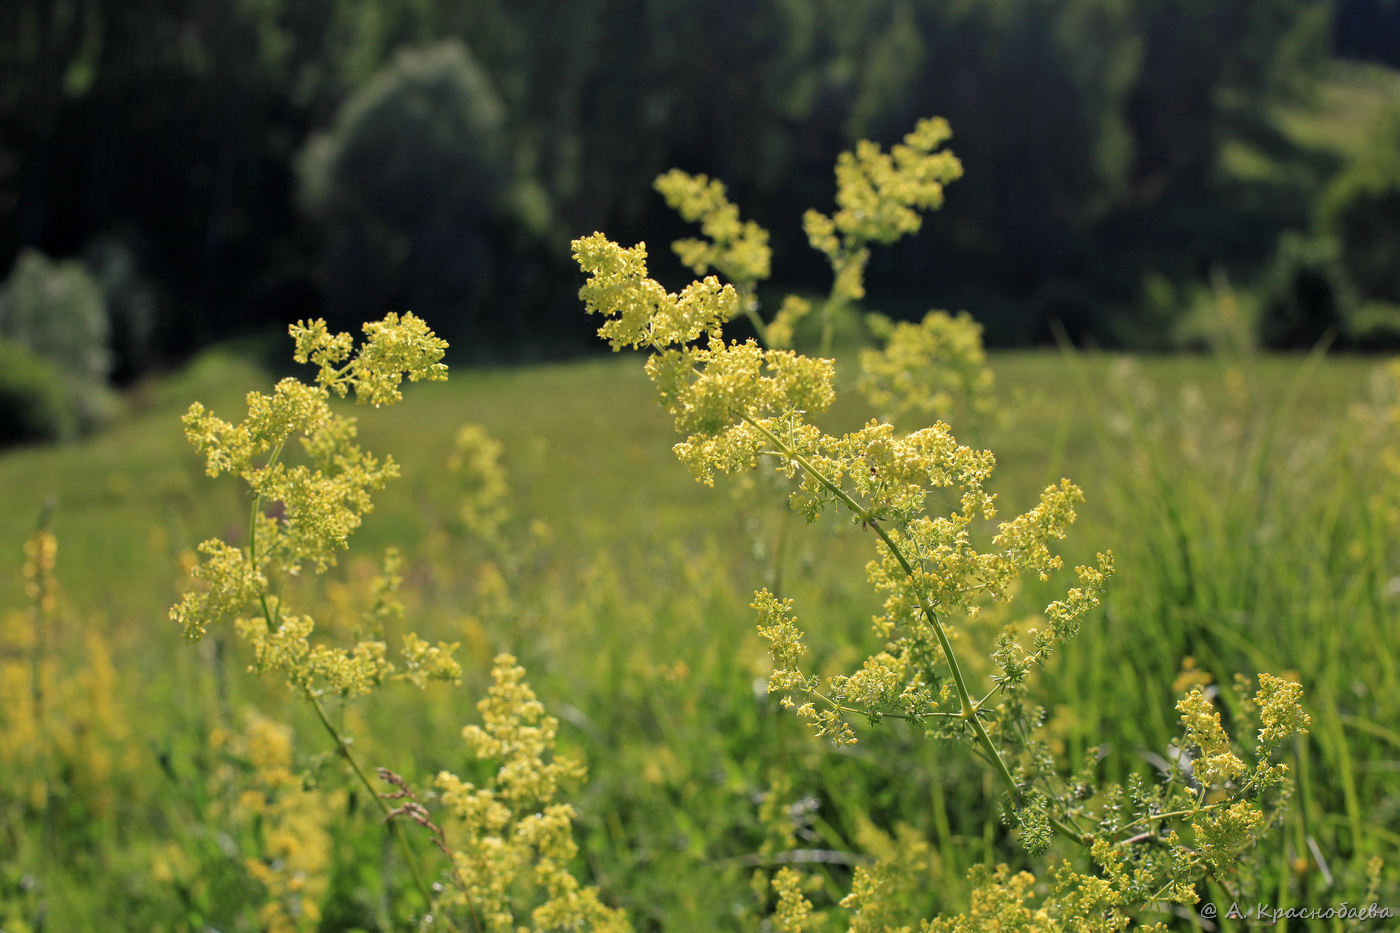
[738,285,771,348]
[818,299,838,359]
[769,504,792,596]
[247,437,286,622]
[809,689,961,723]
[305,690,454,928]
[744,415,1091,848]
[1113,776,1257,839]
[243,440,464,932]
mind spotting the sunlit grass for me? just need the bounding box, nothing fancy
[0,342,1393,929]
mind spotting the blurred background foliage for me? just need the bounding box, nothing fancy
[1,1,1399,426]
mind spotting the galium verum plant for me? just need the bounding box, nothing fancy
[574,118,1312,926]
[171,315,629,930]
[171,312,461,917]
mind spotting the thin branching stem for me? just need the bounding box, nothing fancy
[244,440,463,932]
[303,689,461,930]
[743,415,1094,847]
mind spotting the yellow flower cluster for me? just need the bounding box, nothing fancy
[839,822,934,932]
[574,234,739,351]
[1176,687,1247,786]
[22,528,57,615]
[219,713,336,933]
[171,315,460,698]
[651,121,960,356]
[0,620,129,814]
[448,424,510,542]
[769,868,818,933]
[858,311,994,426]
[922,862,1167,933]
[804,117,962,305]
[1253,672,1310,749]
[4,528,133,818]
[575,123,1111,756]
[578,117,1316,924]
[1159,674,1310,877]
[654,169,771,288]
[1176,674,1310,794]
[765,295,814,349]
[1191,801,1264,876]
[429,655,630,931]
[290,312,449,406]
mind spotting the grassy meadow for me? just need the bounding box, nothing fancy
[1,335,1397,930]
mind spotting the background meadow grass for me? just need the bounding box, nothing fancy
[1,341,1397,929]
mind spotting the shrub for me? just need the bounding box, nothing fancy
[0,339,78,445]
[0,249,119,435]
[0,249,110,384]
[298,40,510,337]
[1254,232,1352,349]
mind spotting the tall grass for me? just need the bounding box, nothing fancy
[0,345,1392,929]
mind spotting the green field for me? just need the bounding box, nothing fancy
[2,342,1397,930]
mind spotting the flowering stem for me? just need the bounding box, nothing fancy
[242,442,461,933]
[28,502,56,928]
[744,415,1092,847]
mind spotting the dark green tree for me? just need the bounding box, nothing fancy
[298,40,510,341]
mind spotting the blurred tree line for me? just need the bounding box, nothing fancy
[2,0,1396,401]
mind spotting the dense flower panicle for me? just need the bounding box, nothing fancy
[182,380,330,479]
[179,317,443,579]
[826,420,998,524]
[648,338,837,436]
[253,448,399,574]
[460,653,586,808]
[578,125,1113,757]
[428,656,630,931]
[172,538,265,641]
[399,632,463,688]
[289,312,448,406]
[753,590,805,678]
[770,868,818,933]
[448,424,510,541]
[1176,686,1246,786]
[654,169,772,286]
[1040,551,1115,649]
[766,294,813,349]
[217,713,336,933]
[573,234,739,350]
[922,862,1171,933]
[172,319,632,929]
[993,478,1085,581]
[749,473,1109,747]
[805,117,963,305]
[172,315,460,693]
[859,311,994,425]
[1253,672,1310,750]
[832,132,959,243]
[1192,801,1264,874]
